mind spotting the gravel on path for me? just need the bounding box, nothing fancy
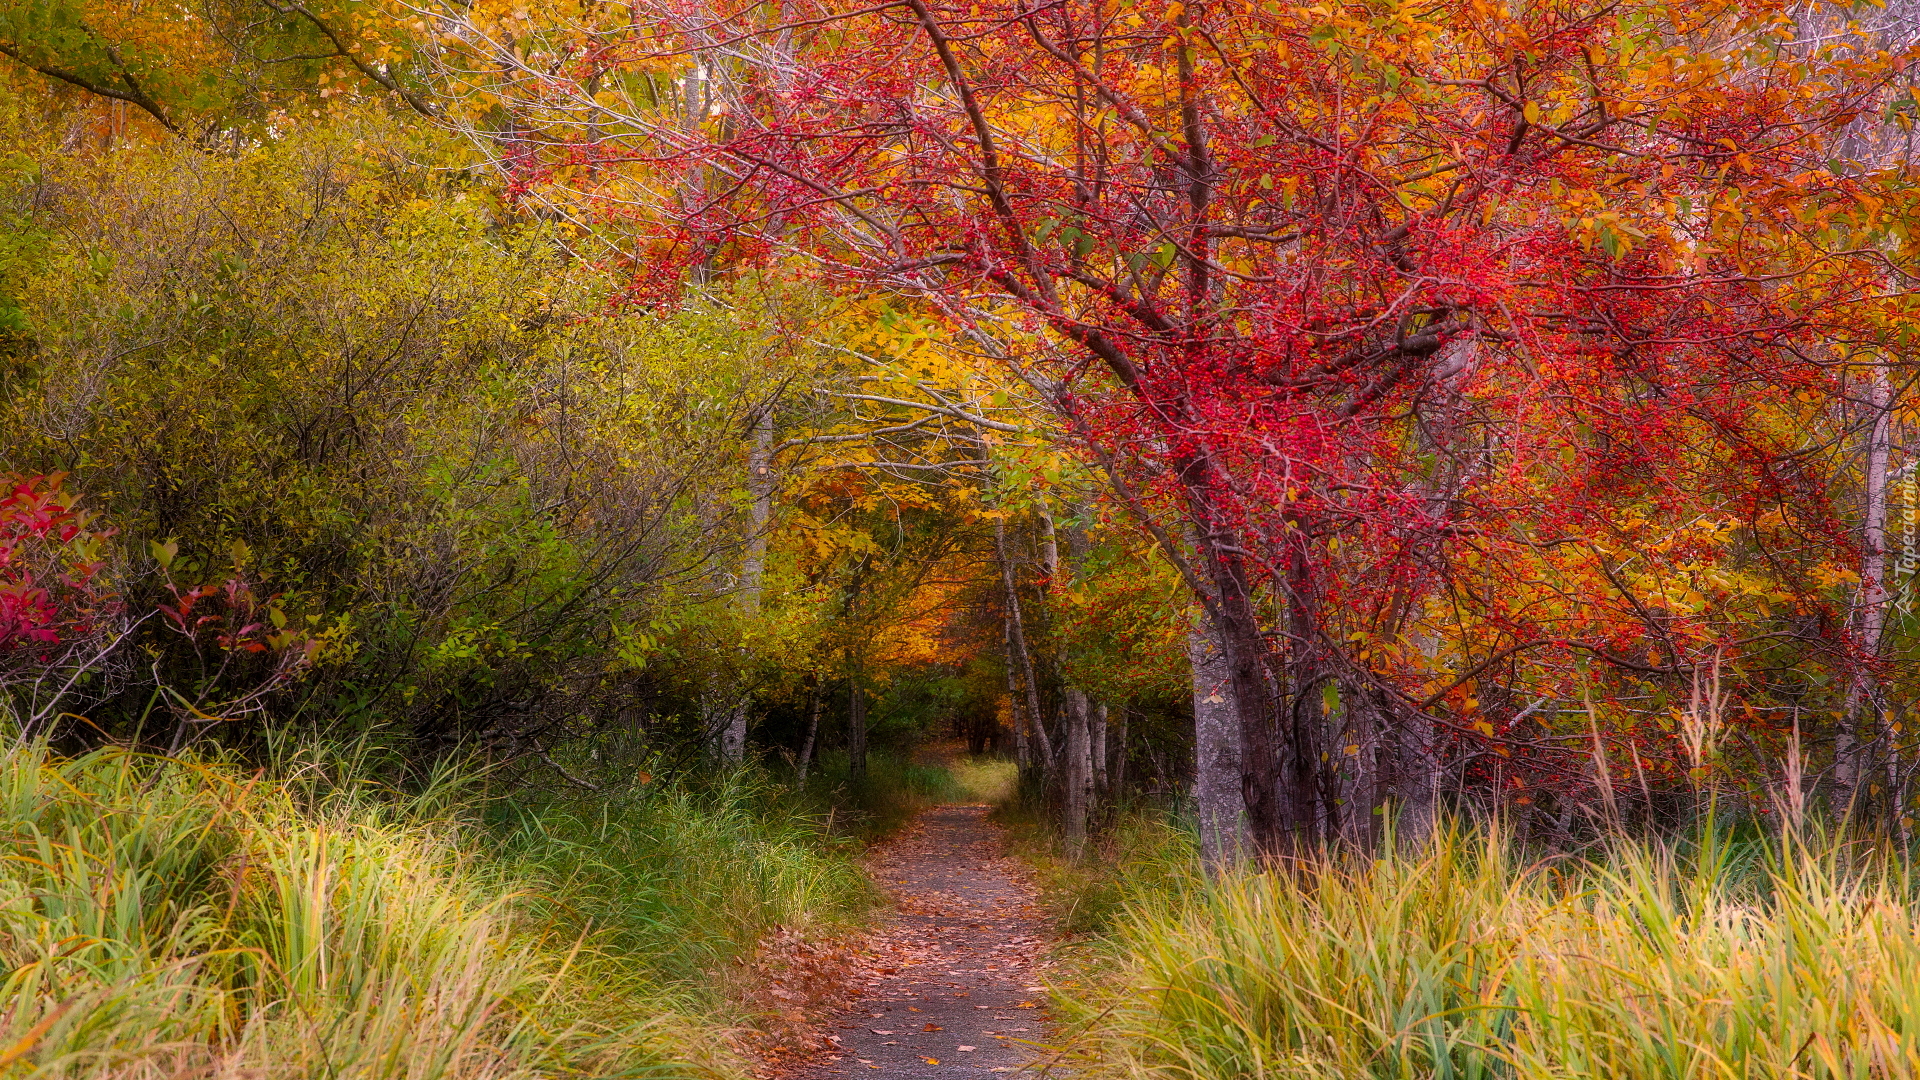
[806,805,1054,1080]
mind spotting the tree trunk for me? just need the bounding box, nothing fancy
[1207,534,1295,855]
[796,674,823,784]
[996,517,1052,770]
[847,665,868,786]
[1063,687,1093,857]
[1111,706,1128,792]
[1038,502,1061,586]
[1331,682,1379,850]
[1004,610,1031,769]
[719,408,776,765]
[1189,624,1249,870]
[1092,701,1109,796]
[1838,362,1893,815]
[1060,511,1095,854]
[1392,697,1440,851]
[1179,455,1300,857]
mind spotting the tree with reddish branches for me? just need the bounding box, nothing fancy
[430,0,1914,854]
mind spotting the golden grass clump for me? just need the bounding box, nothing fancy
[1062,823,1920,1080]
[0,746,733,1079]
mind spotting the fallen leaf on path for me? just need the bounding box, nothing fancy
[958,1046,976,1052]
[923,1058,940,1065]
[870,1030,894,1035]
[923,1023,942,1031]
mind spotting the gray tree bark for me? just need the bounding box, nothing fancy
[719,408,775,764]
[1838,363,1893,813]
[1060,511,1095,854]
[996,517,1052,769]
[1063,687,1093,857]
[1393,699,1440,851]
[1189,624,1248,870]
[1092,701,1109,795]
[847,666,867,786]
[795,674,823,784]
[1004,610,1031,769]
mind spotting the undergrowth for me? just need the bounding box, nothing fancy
[1042,812,1920,1080]
[0,744,913,1078]
[796,750,970,837]
[996,793,1200,938]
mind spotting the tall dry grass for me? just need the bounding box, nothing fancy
[1058,821,1920,1080]
[0,745,872,1078]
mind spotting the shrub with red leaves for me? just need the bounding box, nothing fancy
[0,474,116,657]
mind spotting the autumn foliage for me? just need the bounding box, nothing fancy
[0,474,111,655]
[6,0,1920,852]
[421,0,1919,847]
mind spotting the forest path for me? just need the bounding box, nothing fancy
[808,805,1054,1080]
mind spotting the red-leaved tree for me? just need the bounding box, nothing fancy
[429,0,1912,853]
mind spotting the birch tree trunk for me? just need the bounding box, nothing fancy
[1838,363,1893,814]
[996,517,1052,770]
[1060,511,1095,854]
[719,409,775,764]
[1004,611,1031,769]
[795,674,822,784]
[1063,687,1093,857]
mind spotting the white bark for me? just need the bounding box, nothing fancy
[1004,611,1031,769]
[795,677,823,783]
[1063,687,1093,857]
[719,409,775,765]
[996,517,1052,769]
[1838,364,1893,809]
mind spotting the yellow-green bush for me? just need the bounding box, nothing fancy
[0,109,801,751]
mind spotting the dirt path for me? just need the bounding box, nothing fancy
[808,805,1054,1079]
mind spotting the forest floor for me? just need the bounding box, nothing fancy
[775,803,1057,1080]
